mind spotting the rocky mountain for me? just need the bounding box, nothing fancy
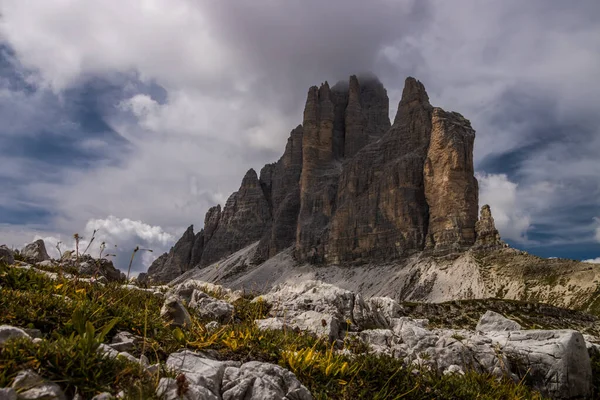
[145,75,498,284]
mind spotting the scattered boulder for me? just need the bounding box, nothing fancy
[255,280,357,341]
[488,330,592,399]
[11,370,66,400]
[20,240,51,263]
[476,310,522,332]
[0,325,32,345]
[109,331,141,353]
[188,290,234,322]
[160,350,312,400]
[160,296,192,328]
[0,245,15,265]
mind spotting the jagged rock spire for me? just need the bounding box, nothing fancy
[475,205,503,248]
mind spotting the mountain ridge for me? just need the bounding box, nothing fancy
[142,75,502,284]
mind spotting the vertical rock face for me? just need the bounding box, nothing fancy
[255,126,304,261]
[200,169,271,266]
[146,225,195,283]
[296,76,391,262]
[325,78,433,263]
[344,75,391,158]
[475,205,503,248]
[145,74,484,281]
[295,83,342,263]
[424,109,479,251]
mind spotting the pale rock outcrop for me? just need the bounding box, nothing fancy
[20,240,50,263]
[11,370,66,400]
[0,325,32,345]
[109,331,141,353]
[189,290,234,322]
[254,281,593,399]
[255,280,357,341]
[476,310,522,332]
[0,245,14,264]
[487,330,592,399]
[160,296,192,328]
[160,350,312,400]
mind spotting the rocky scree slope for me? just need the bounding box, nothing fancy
[144,75,501,284]
[1,260,556,400]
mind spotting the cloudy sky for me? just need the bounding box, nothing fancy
[0,0,599,273]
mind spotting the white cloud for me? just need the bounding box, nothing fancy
[583,257,600,264]
[476,173,531,242]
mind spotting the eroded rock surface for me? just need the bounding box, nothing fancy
[254,280,594,399]
[475,204,503,248]
[21,240,51,263]
[159,350,312,400]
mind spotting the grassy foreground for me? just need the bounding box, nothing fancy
[0,262,547,399]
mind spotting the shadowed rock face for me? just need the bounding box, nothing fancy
[200,169,271,266]
[146,75,485,282]
[146,225,195,284]
[326,78,434,263]
[254,125,304,262]
[475,204,503,248]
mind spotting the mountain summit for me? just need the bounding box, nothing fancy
[143,76,502,284]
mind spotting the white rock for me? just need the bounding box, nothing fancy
[110,331,139,353]
[205,321,221,332]
[36,260,54,268]
[97,343,119,359]
[0,245,15,265]
[476,310,522,332]
[222,361,312,400]
[488,329,592,399]
[0,325,32,345]
[160,295,192,328]
[164,350,312,400]
[11,370,66,400]
[156,377,218,400]
[166,350,228,397]
[189,290,234,322]
[20,240,51,262]
[443,364,465,376]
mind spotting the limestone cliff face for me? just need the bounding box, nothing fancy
[475,205,503,248]
[146,225,195,283]
[325,78,433,263]
[200,169,271,266]
[254,125,304,262]
[424,109,479,251]
[146,75,486,282]
[296,76,392,262]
